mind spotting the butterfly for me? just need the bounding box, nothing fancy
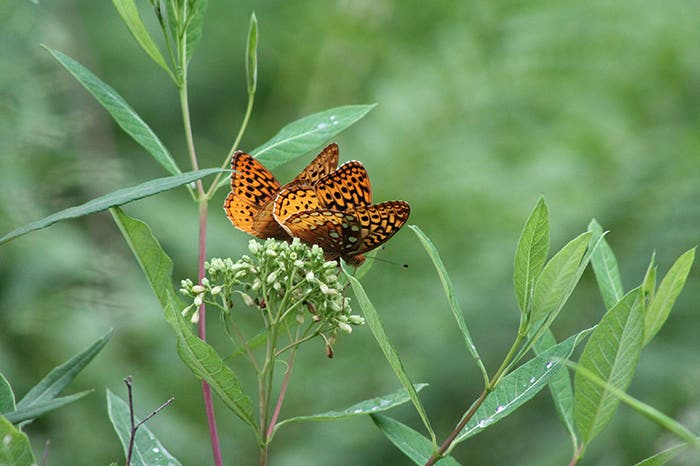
[223,143,340,239]
[273,185,410,265]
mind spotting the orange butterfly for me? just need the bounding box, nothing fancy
[272,166,410,265]
[223,143,340,239]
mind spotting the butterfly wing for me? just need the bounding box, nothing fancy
[342,201,411,263]
[281,210,347,260]
[314,160,373,211]
[224,151,285,238]
[289,143,339,186]
[273,185,324,225]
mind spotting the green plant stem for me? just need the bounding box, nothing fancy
[425,331,527,465]
[568,444,584,466]
[206,91,255,199]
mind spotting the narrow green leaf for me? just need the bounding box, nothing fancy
[514,197,549,314]
[633,441,698,466]
[184,0,208,64]
[274,384,428,433]
[530,232,592,326]
[641,253,657,304]
[370,414,462,466]
[0,168,222,245]
[568,360,700,454]
[107,389,182,466]
[410,225,488,384]
[454,329,591,444]
[0,373,16,414]
[110,208,258,435]
[246,12,258,94]
[16,330,111,411]
[0,415,35,466]
[533,329,578,452]
[574,288,644,446]
[344,264,436,444]
[112,0,175,80]
[5,390,93,424]
[44,47,181,175]
[588,219,624,309]
[644,248,695,346]
[252,105,376,169]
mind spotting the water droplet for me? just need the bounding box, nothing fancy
[546,361,554,369]
[478,420,487,428]
[529,377,536,384]
[317,123,328,129]
[152,447,160,453]
[495,405,505,414]
[3,434,11,445]
[330,115,337,120]
[333,120,339,125]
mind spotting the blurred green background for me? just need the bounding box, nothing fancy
[2,0,700,464]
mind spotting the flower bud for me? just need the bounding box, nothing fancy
[338,322,353,334]
[192,285,205,294]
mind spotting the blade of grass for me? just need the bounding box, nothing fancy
[343,263,436,445]
[410,225,489,385]
[44,47,181,175]
[0,168,222,245]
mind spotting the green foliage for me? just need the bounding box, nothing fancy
[107,389,182,466]
[111,207,257,434]
[0,416,35,466]
[588,219,624,309]
[1,331,111,425]
[44,47,181,175]
[574,288,644,447]
[0,169,220,245]
[246,12,258,95]
[370,414,461,466]
[514,197,549,315]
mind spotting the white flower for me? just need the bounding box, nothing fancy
[338,322,352,334]
[190,309,200,324]
[194,295,203,306]
[266,271,278,284]
[211,286,222,295]
[305,271,315,281]
[192,285,205,294]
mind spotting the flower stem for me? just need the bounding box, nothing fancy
[266,347,297,439]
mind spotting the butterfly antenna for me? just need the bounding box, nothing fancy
[364,255,409,268]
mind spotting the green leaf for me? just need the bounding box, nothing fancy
[44,47,181,175]
[0,168,222,245]
[343,263,436,444]
[16,330,111,412]
[245,12,258,94]
[0,415,35,466]
[370,414,462,466]
[574,288,644,446]
[110,208,258,436]
[252,105,376,169]
[4,390,93,424]
[454,329,591,444]
[641,253,657,303]
[633,441,697,466]
[0,373,16,414]
[274,384,428,434]
[644,248,695,346]
[514,197,549,314]
[588,219,624,309]
[106,389,182,466]
[533,329,578,453]
[410,225,488,384]
[112,0,175,80]
[184,0,208,64]
[530,232,592,326]
[568,360,700,454]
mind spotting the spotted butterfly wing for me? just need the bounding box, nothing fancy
[224,144,339,239]
[224,151,286,238]
[281,201,411,265]
[314,160,372,211]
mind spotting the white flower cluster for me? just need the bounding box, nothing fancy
[179,238,365,334]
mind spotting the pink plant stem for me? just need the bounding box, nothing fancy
[197,201,223,466]
[266,350,296,439]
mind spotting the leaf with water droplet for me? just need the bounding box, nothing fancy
[107,389,182,466]
[271,384,428,437]
[453,328,592,444]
